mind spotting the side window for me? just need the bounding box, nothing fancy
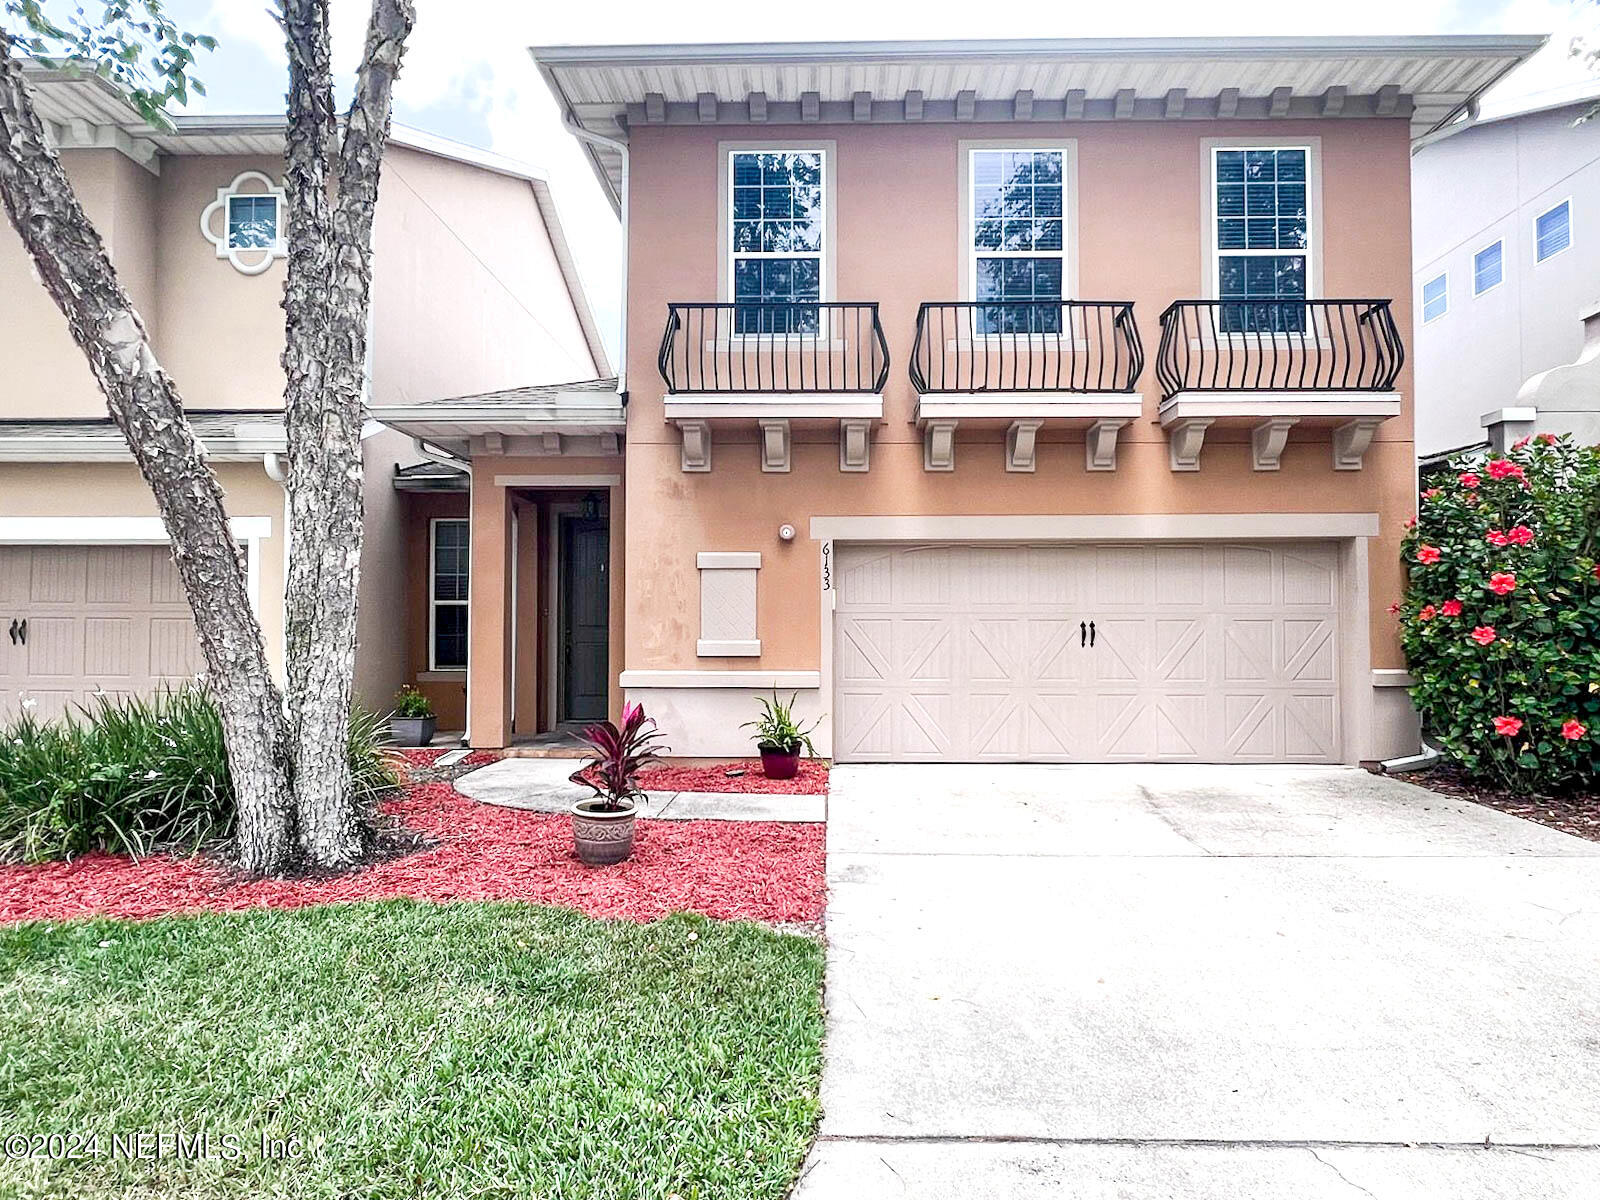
[729,150,823,334]
[1212,146,1309,332]
[200,170,287,275]
[1422,273,1448,323]
[1473,241,1503,295]
[227,194,280,250]
[969,148,1065,333]
[430,519,470,670]
[1535,200,1571,263]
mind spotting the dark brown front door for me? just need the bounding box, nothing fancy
[559,515,609,723]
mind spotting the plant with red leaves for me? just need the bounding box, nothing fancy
[570,703,669,813]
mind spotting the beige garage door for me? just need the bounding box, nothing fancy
[833,542,1341,763]
[0,545,203,723]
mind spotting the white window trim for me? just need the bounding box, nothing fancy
[1200,138,1322,321]
[1471,239,1504,297]
[1533,197,1572,265]
[428,517,469,673]
[717,141,836,345]
[1421,271,1449,323]
[199,170,287,276]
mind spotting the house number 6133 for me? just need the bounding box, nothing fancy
[821,542,832,591]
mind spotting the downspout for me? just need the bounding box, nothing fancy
[562,111,629,395]
[412,437,473,746]
[263,451,289,690]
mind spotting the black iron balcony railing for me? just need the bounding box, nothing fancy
[909,301,1144,394]
[1154,299,1404,400]
[657,302,890,394]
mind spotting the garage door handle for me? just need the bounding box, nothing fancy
[1089,620,1096,648]
[6,618,17,646]
[1079,621,1087,648]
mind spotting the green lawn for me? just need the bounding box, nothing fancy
[0,901,824,1199]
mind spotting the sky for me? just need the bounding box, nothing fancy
[141,1,1600,364]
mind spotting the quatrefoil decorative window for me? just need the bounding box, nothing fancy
[199,171,287,275]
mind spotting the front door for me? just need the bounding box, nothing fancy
[559,516,609,723]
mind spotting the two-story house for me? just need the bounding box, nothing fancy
[0,66,609,729]
[1412,87,1600,459]
[374,35,1542,765]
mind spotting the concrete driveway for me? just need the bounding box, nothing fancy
[795,764,1600,1198]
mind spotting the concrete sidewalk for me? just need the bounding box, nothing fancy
[452,757,824,823]
[796,763,1600,1199]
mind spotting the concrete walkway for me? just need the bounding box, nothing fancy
[452,757,824,823]
[796,763,1600,1199]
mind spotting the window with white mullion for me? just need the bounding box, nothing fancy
[429,519,469,671]
[1212,146,1311,334]
[729,150,824,336]
[969,148,1067,335]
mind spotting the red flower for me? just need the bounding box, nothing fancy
[1492,715,1523,737]
[1562,720,1587,741]
[1404,516,1417,530]
[1488,572,1516,595]
[1386,602,1401,615]
[1422,487,1442,500]
[1416,545,1442,565]
[1458,472,1481,488]
[1487,459,1525,482]
[1464,492,1480,505]
[1507,525,1535,546]
[1594,564,1600,583]
[1513,436,1531,449]
[1441,599,1463,616]
[1486,530,1509,547]
[1539,433,1558,445]
[1470,625,1497,645]
[1418,604,1437,621]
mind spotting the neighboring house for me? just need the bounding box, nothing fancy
[375,34,1541,765]
[0,66,609,729]
[1412,91,1600,458]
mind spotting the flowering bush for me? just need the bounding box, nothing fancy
[1398,434,1600,792]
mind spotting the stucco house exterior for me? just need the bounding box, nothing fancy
[373,34,1542,765]
[0,66,608,728]
[1412,90,1600,459]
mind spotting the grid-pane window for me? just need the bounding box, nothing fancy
[971,149,1065,333]
[227,194,279,250]
[730,151,823,334]
[1473,241,1503,295]
[431,520,469,670]
[1535,200,1571,262]
[1422,273,1448,323]
[1214,147,1309,333]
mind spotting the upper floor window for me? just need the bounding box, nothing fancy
[1535,200,1571,263]
[200,170,287,276]
[730,150,823,335]
[969,148,1065,333]
[228,194,279,250]
[1473,241,1503,295]
[430,519,469,671]
[1422,273,1448,323]
[1212,146,1310,333]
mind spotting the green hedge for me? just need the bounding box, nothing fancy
[0,688,399,863]
[1400,434,1600,792]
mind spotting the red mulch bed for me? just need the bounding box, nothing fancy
[633,760,830,795]
[1399,764,1600,843]
[0,783,824,926]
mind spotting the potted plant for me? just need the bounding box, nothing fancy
[742,691,821,780]
[388,686,437,747]
[568,702,667,865]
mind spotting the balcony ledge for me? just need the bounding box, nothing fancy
[665,393,884,474]
[1157,390,1401,472]
[914,392,1146,473]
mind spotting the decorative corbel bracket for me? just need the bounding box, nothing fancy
[1250,417,1299,471]
[839,418,872,472]
[678,420,711,473]
[757,418,791,473]
[1005,420,1042,472]
[1166,417,1213,472]
[1085,419,1127,472]
[1332,418,1384,471]
[923,420,958,472]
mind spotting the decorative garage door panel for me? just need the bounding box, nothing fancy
[833,542,1340,763]
[0,545,203,723]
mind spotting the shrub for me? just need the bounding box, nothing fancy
[741,691,821,757]
[1399,434,1600,792]
[391,685,434,719]
[0,688,400,864]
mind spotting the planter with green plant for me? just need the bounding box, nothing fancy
[742,692,821,780]
[568,702,667,865]
[388,686,437,747]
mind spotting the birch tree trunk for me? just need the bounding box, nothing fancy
[0,36,297,876]
[280,0,414,869]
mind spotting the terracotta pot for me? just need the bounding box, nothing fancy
[759,747,801,780]
[571,797,637,865]
[389,715,437,747]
